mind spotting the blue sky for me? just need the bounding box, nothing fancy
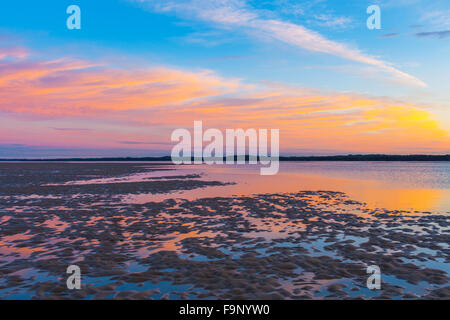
[1,0,448,95]
[0,0,449,157]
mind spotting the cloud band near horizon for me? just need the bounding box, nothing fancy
[0,43,448,157]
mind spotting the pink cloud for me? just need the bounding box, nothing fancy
[0,44,448,154]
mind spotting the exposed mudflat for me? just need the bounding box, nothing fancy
[0,163,448,299]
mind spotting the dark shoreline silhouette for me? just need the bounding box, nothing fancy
[1,154,449,162]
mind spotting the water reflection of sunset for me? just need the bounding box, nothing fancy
[124,162,450,214]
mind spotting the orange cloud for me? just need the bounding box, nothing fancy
[0,46,449,154]
[0,54,239,117]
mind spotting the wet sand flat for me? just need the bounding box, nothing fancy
[0,163,448,299]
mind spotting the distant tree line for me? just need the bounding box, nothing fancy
[1,154,449,162]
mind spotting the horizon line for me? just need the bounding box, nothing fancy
[1,154,449,162]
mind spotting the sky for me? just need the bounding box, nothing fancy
[0,0,449,158]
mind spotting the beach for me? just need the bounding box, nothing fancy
[0,162,449,299]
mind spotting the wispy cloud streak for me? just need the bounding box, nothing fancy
[132,0,426,87]
[416,30,450,39]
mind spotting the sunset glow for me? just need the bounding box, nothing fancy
[0,0,449,157]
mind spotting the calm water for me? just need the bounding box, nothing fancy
[123,161,450,214]
[1,161,448,299]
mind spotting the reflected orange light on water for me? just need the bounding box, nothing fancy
[124,162,450,214]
